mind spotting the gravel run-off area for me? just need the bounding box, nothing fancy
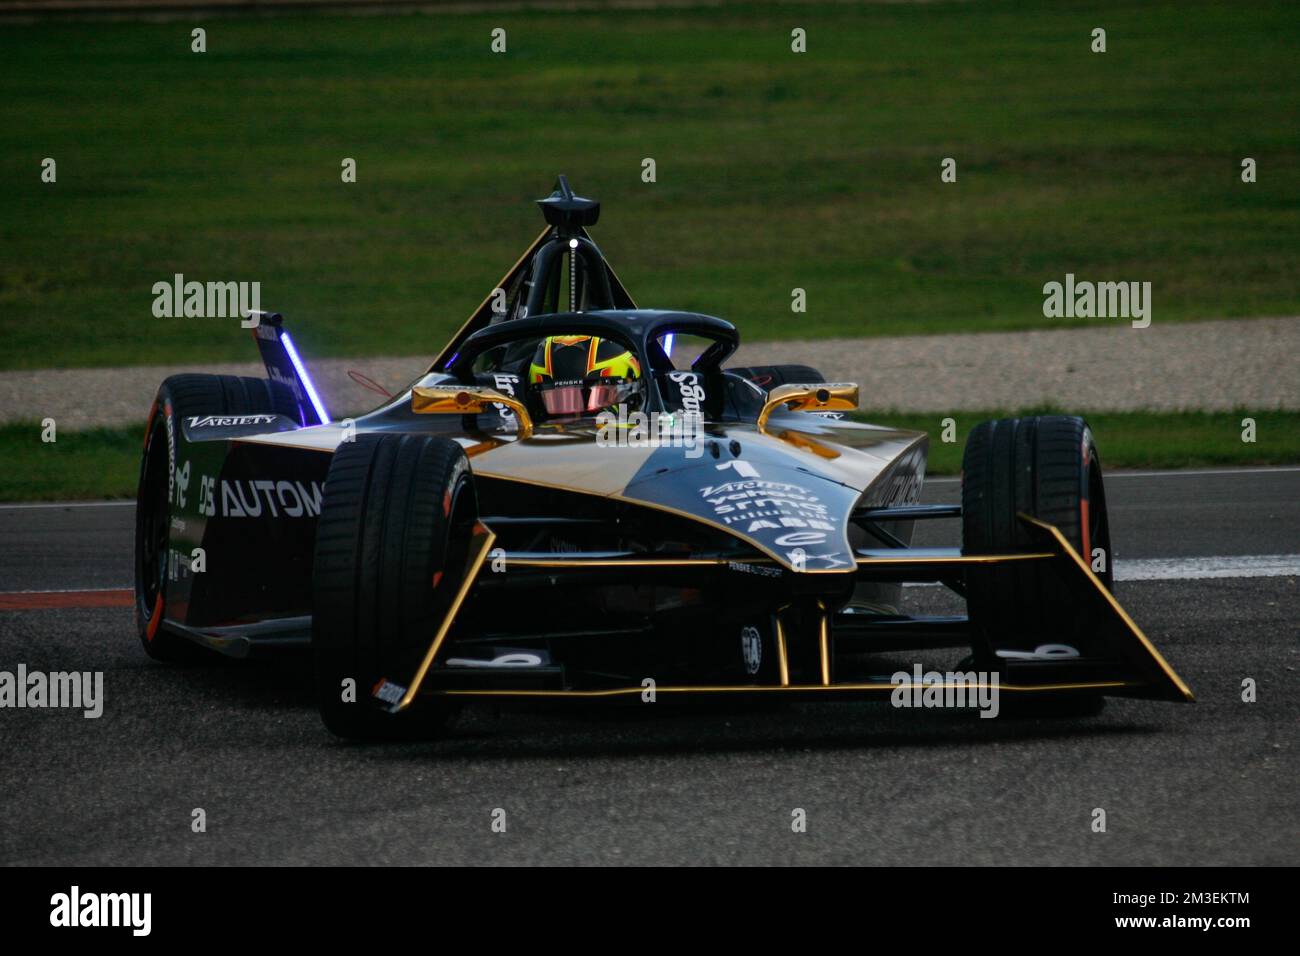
[1,317,1295,430]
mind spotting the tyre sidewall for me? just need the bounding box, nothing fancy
[312,435,475,740]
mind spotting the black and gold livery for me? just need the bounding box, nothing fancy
[133,178,1192,739]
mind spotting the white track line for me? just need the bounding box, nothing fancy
[0,500,135,511]
[1101,465,1300,478]
[1114,554,1300,581]
[905,553,1299,585]
[925,465,1300,485]
[1,587,129,594]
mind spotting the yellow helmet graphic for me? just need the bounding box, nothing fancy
[528,335,642,417]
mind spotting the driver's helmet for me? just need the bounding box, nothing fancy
[528,335,642,417]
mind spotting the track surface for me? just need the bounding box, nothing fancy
[1,469,1296,865]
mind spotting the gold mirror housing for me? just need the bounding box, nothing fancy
[412,385,534,440]
[757,382,859,432]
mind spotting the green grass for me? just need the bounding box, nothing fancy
[0,1,1297,371]
[2,410,1295,501]
[0,422,144,501]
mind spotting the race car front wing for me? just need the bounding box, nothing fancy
[378,512,1193,713]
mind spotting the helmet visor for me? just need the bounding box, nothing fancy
[537,378,637,417]
[539,384,586,417]
[584,382,624,411]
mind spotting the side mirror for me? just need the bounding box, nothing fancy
[412,385,534,440]
[756,382,859,432]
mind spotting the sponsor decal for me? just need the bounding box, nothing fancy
[174,460,190,509]
[267,364,307,409]
[699,479,850,568]
[167,548,188,582]
[445,456,471,515]
[205,478,324,518]
[371,678,406,706]
[714,459,758,478]
[197,475,216,517]
[492,373,521,431]
[448,455,470,487]
[699,477,809,499]
[745,516,834,535]
[187,414,278,428]
[695,470,856,570]
[163,401,176,504]
[166,546,205,580]
[741,625,762,675]
[667,370,706,417]
[865,450,926,509]
[727,560,782,578]
[876,471,923,509]
[785,548,851,570]
[995,643,1080,661]
[445,652,545,668]
[698,478,835,535]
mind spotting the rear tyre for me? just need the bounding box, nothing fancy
[727,364,826,392]
[134,374,300,661]
[961,415,1112,716]
[312,434,477,740]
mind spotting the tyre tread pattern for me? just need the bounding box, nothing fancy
[962,415,1094,654]
[312,434,471,739]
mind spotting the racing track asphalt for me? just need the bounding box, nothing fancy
[0,468,1296,865]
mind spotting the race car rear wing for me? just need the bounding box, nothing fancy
[247,311,330,426]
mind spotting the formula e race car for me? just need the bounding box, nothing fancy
[134,177,1193,738]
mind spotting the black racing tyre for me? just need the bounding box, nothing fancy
[134,374,300,662]
[726,364,826,392]
[312,434,477,740]
[961,414,1113,663]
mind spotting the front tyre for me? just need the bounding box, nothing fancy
[961,415,1112,716]
[312,434,477,740]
